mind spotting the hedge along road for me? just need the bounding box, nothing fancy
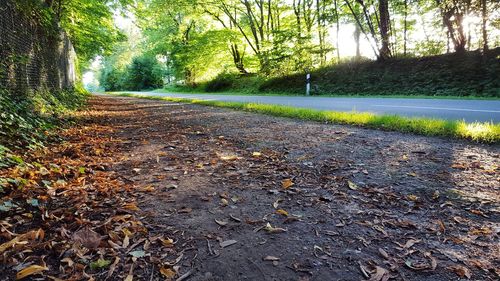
[123,92,500,123]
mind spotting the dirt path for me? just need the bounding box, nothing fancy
[1,95,499,280]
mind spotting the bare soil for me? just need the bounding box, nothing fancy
[1,95,498,281]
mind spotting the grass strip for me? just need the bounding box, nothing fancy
[106,92,500,144]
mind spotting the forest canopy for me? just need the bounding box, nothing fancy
[88,0,500,90]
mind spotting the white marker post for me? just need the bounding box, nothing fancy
[306,73,311,96]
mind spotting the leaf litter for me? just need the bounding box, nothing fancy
[1,95,498,281]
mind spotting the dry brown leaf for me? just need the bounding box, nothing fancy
[72,227,101,249]
[107,257,120,279]
[424,252,437,270]
[448,265,471,279]
[282,179,293,189]
[264,223,287,233]
[16,265,48,280]
[123,202,140,211]
[160,266,176,278]
[403,239,420,249]
[367,266,390,281]
[123,235,130,248]
[0,229,40,253]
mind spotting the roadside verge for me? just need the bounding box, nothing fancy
[105,92,500,144]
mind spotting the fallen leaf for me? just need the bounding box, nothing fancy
[252,152,262,157]
[220,240,237,248]
[220,198,229,206]
[448,265,471,279]
[347,180,358,190]
[72,227,101,249]
[424,252,437,270]
[215,219,228,226]
[367,266,390,281]
[161,237,174,247]
[378,248,389,259]
[123,202,140,211]
[178,207,192,213]
[403,239,420,249]
[264,223,287,233]
[90,259,111,270]
[16,265,48,280]
[263,256,280,261]
[407,194,419,201]
[282,179,293,189]
[0,229,41,253]
[276,209,289,216]
[129,250,146,258]
[160,266,176,278]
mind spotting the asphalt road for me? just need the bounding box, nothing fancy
[127,92,500,123]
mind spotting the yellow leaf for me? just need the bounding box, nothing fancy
[252,152,262,157]
[161,237,174,247]
[160,266,176,278]
[407,194,419,201]
[16,265,48,280]
[282,179,293,189]
[347,181,358,190]
[276,209,289,217]
[0,229,40,253]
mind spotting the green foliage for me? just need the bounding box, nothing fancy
[123,55,165,90]
[204,73,235,92]
[99,54,165,91]
[0,87,88,168]
[100,67,127,92]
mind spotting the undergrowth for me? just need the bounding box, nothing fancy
[0,87,89,168]
[169,48,500,98]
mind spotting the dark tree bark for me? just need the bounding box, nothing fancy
[481,0,488,52]
[378,0,391,60]
[230,44,248,74]
[438,0,469,53]
[403,0,408,56]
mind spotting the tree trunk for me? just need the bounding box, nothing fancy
[354,24,361,58]
[316,0,325,65]
[334,0,341,62]
[481,0,488,52]
[378,0,391,60]
[230,44,248,74]
[403,0,408,56]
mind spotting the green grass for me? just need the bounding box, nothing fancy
[105,92,500,144]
